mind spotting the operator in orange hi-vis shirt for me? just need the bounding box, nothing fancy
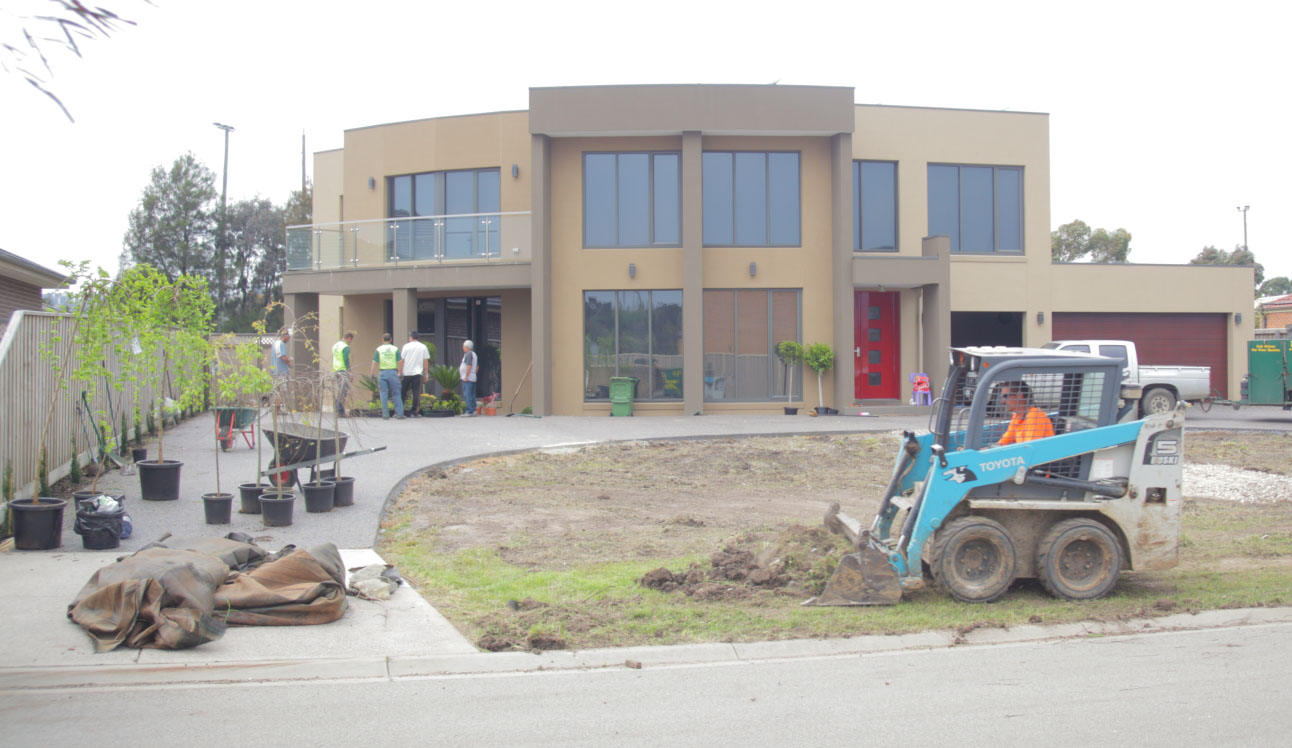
[996,381,1055,445]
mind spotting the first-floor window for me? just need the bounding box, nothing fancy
[584,290,683,401]
[703,289,801,402]
[927,164,1022,253]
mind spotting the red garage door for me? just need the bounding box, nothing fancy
[1052,313,1227,395]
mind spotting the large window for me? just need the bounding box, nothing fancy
[387,167,501,260]
[927,164,1022,254]
[702,152,800,246]
[584,290,683,401]
[853,160,897,251]
[703,289,801,402]
[584,153,680,247]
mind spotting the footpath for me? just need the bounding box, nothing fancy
[4,408,1288,690]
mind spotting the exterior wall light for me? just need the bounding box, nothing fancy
[1234,312,1242,325]
[628,263,636,279]
[368,177,376,190]
[512,164,520,178]
[749,262,757,277]
[1037,311,1044,324]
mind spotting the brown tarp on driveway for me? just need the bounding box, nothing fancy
[67,539,348,652]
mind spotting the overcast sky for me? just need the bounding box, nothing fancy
[1,0,1287,281]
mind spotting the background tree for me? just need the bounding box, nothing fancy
[121,152,217,282]
[223,196,285,331]
[1190,245,1264,293]
[1259,277,1292,297]
[1051,219,1132,263]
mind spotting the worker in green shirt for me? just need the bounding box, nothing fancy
[332,331,355,417]
[370,333,403,419]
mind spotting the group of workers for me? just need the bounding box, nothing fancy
[274,329,478,420]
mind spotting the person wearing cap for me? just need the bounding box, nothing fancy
[332,331,355,417]
[370,333,403,419]
[459,339,479,416]
[399,331,431,417]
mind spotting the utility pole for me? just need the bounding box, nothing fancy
[214,122,235,324]
[1236,205,1249,252]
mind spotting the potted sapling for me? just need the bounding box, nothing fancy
[123,267,215,501]
[776,340,804,415]
[804,342,837,416]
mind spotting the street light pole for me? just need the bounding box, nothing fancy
[214,122,235,324]
[1236,205,1249,251]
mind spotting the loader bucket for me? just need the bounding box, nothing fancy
[803,545,902,606]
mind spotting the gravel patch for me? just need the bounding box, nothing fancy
[1185,464,1292,504]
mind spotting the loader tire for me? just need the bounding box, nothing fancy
[1140,387,1176,416]
[930,517,1017,603]
[1036,518,1122,601]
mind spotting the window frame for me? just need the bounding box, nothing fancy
[582,151,682,249]
[702,150,802,247]
[853,159,899,252]
[926,163,1024,254]
[583,289,684,402]
[701,288,803,402]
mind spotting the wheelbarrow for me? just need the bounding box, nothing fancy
[260,423,385,489]
[215,407,258,451]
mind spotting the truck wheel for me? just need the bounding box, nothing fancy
[1036,518,1122,600]
[930,517,1017,603]
[1140,387,1176,416]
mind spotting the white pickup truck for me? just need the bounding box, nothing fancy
[1043,339,1212,415]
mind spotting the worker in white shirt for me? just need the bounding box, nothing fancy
[399,331,432,417]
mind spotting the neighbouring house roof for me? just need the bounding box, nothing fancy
[0,248,67,289]
[1260,294,1292,311]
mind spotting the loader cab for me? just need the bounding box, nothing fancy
[934,347,1125,498]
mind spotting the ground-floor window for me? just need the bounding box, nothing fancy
[703,289,801,402]
[584,290,683,401]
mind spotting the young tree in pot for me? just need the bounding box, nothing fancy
[119,267,214,501]
[214,327,275,514]
[803,342,835,414]
[776,340,804,412]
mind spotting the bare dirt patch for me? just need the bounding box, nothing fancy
[385,434,895,569]
[380,430,1292,650]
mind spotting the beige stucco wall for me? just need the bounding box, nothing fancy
[546,135,841,414]
[499,288,532,413]
[854,105,1054,349]
[313,149,344,225]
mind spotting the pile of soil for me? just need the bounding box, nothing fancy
[639,524,850,601]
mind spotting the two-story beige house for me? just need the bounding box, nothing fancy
[284,84,1253,415]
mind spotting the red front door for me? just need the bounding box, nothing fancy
[855,291,900,400]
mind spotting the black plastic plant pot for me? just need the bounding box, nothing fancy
[131,447,147,463]
[302,480,336,513]
[10,498,67,550]
[259,492,295,526]
[238,482,271,514]
[784,407,799,415]
[202,492,234,524]
[137,459,183,501]
[331,476,356,507]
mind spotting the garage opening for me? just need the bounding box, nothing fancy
[951,312,1023,348]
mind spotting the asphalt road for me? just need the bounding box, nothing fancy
[7,622,1289,747]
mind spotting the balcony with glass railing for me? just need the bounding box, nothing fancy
[286,211,531,272]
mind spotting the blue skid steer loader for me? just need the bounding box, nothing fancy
[808,347,1184,605]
